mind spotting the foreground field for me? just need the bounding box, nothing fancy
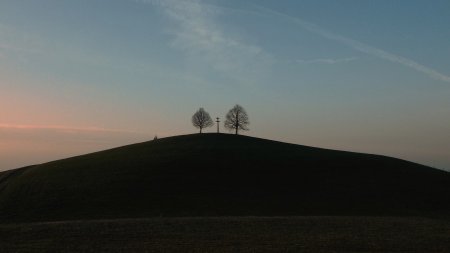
[1,216,449,252]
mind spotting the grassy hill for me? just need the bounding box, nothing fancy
[1,133,449,222]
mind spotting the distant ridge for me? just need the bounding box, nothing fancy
[1,133,449,222]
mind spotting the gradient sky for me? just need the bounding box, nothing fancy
[1,0,449,171]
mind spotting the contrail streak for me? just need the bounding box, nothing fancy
[257,6,450,83]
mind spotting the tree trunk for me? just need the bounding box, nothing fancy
[235,111,239,135]
[200,128,202,134]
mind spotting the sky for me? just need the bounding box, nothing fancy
[1,0,450,171]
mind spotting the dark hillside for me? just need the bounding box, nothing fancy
[0,134,449,222]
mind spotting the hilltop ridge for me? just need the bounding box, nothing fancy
[1,133,449,222]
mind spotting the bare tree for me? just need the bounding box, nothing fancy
[224,104,249,135]
[192,108,214,133]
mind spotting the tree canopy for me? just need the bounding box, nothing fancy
[224,104,249,135]
[192,108,214,133]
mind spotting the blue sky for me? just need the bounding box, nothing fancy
[1,0,449,171]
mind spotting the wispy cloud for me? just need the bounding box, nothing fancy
[257,6,450,83]
[296,57,357,65]
[137,0,272,84]
[0,124,146,135]
[0,124,153,148]
[0,123,153,171]
[0,42,34,53]
[0,24,43,55]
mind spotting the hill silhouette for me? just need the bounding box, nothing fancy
[0,133,449,222]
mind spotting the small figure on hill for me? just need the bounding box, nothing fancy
[192,108,214,133]
[224,104,249,135]
[154,135,158,140]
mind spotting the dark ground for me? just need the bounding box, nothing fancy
[1,134,450,252]
[1,216,449,253]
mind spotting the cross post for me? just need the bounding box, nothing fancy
[216,117,220,133]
